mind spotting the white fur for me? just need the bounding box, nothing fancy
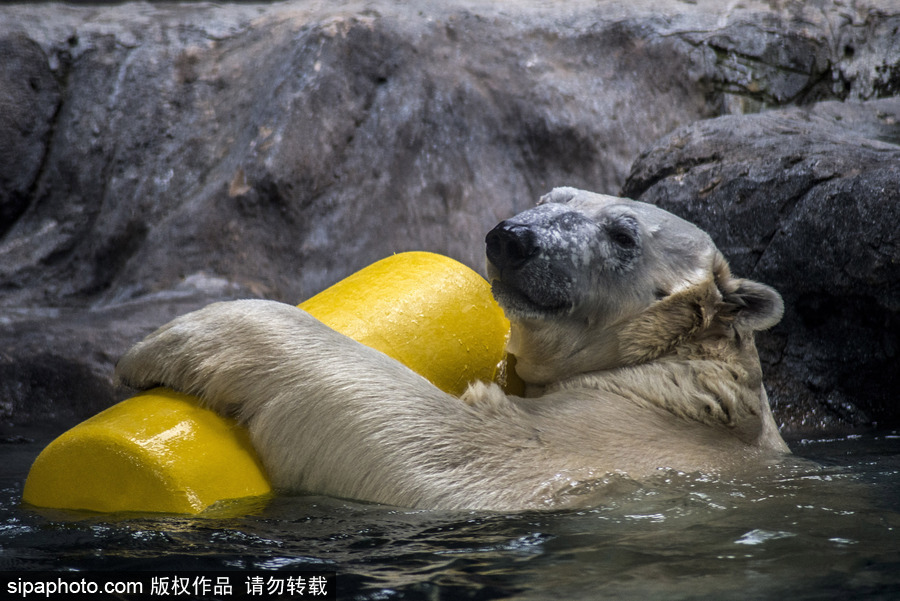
[116,189,790,510]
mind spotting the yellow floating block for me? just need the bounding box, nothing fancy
[301,251,514,396]
[22,388,271,514]
[23,251,517,515]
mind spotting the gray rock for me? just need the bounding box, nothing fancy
[1,0,898,430]
[0,33,59,239]
[622,98,900,433]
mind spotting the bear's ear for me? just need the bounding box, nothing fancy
[722,279,784,332]
[538,187,578,205]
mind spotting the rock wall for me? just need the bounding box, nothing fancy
[1,0,898,432]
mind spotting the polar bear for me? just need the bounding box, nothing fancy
[116,187,789,510]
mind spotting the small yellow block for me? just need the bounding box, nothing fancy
[22,388,271,514]
[23,251,518,514]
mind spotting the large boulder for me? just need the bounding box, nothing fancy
[1,0,898,431]
[622,98,900,433]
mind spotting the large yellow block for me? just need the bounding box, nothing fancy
[301,251,513,396]
[23,252,515,514]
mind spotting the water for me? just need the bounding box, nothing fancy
[1,426,898,600]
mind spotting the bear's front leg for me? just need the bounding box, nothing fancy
[116,300,333,420]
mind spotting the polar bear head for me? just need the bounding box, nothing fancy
[485,187,783,386]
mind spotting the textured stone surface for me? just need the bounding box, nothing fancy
[0,33,60,239]
[1,0,898,431]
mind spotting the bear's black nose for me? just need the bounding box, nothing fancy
[486,221,540,271]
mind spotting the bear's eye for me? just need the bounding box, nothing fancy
[607,216,640,250]
[610,228,637,248]
[603,215,642,273]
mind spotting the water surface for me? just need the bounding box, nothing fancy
[1,427,897,600]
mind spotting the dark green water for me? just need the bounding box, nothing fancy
[1,427,898,600]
